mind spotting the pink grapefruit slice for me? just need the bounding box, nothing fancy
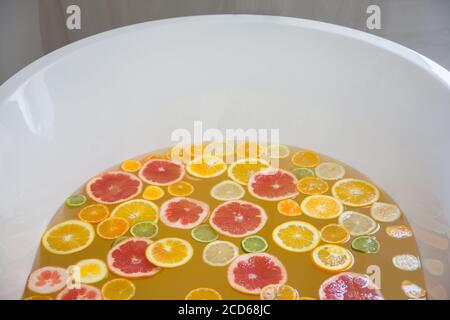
[319,272,384,300]
[160,197,209,229]
[248,169,298,201]
[138,159,184,186]
[56,284,102,300]
[210,200,267,238]
[27,266,68,294]
[107,238,160,278]
[227,253,287,295]
[86,171,142,204]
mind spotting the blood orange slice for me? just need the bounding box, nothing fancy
[107,238,160,278]
[86,171,142,204]
[56,284,102,300]
[248,169,298,201]
[27,266,68,294]
[138,159,184,186]
[227,253,287,295]
[319,272,384,300]
[210,200,268,238]
[160,197,209,229]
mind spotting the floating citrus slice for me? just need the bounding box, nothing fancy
[73,259,108,284]
[312,244,354,272]
[111,199,158,225]
[290,167,315,179]
[139,159,185,186]
[319,273,383,300]
[314,162,345,180]
[96,217,129,240]
[78,204,110,224]
[296,177,329,195]
[301,195,344,219]
[107,238,160,278]
[146,238,193,268]
[277,199,302,216]
[42,220,95,255]
[248,169,298,201]
[185,288,222,300]
[24,296,53,300]
[260,284,299,300]
[320,224,350,244]
[210,180,245,201]
[338,211,377,236]
[332,178,380,207]
[86,171,142,205]
[266,144,290,159]
[392,254,421,271]
[298,297,317,300]
[102,278,136,300]
[370,202,402,222]
[168,181,194,196]
[241,235,268,253]
[385,225,413,239]
[56,284,102,300]
[203,240,239,267]
[272,221,320,253]
[191,224,219,243]
[142,185,164,201]
[130,221,158,238]
[236,141,266,159]
[227,253,287,295]
[121,159,142,173]
[228,158,270,185]
[65,195,87,208]
[160,197,209,229]
[186,156,227,178]
[291,150,320,168]
[352,236,380,254]
[27,266,68,294]
[401,280,427,299]
[209,200,267,238]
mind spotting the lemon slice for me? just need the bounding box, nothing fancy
[266,144,290,159]
[210,180,245,201]
[272,221,320,253]
[312,244,354,272]
[111,199,159,225]
[370,202,402,222]
[338,211,377,236]
[315,162,345,180]
[227,158,270,185]
[71,259,108,284]
[202,240,239,267]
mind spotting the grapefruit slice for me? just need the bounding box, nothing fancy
[139,159,185,186]
[209,200,268,238]
[248,169,298,201]
[227,253,287,295]
[319,272,384,300]
[27,266,68,294]
[56,284,102,300]
[86,171,142,204]
[160,197,209,229]
[107,238,160,278]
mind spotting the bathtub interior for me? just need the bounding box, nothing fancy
[0,16,449,299]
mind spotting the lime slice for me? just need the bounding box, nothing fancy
[351,236,380,254]
[65,195,87,208]
[111,236,130,247]
[290,168,314,179]
[241,235,268,253]
[130,221,158,238]
[191,224,219,243]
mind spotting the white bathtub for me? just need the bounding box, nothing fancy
[0,15,449,299]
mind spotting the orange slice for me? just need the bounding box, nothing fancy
[24,296,53,300]
[312,244,354,272]
[186,156,227,178]
[296,176,329,195]
[272,221,320,253]
[142,185,165,201]
[96,217,129,240]
[320,224,350,244]
[120,159,142,172]
[236,141,266,159]
[102,278,135,300]
[301,195,344,219]
[260,284,299,300]
[227,158,270,185]
[168,181,194,197]
[291,150,320,167]
[111,199,158,225]
[78,204,110,224]
[277,199,302,216]
[145,238,193,268]
[332,178,380,207]
[42,220,95,255]
[185,288,222,300]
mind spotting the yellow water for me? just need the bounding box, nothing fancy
[22,145,426,300]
